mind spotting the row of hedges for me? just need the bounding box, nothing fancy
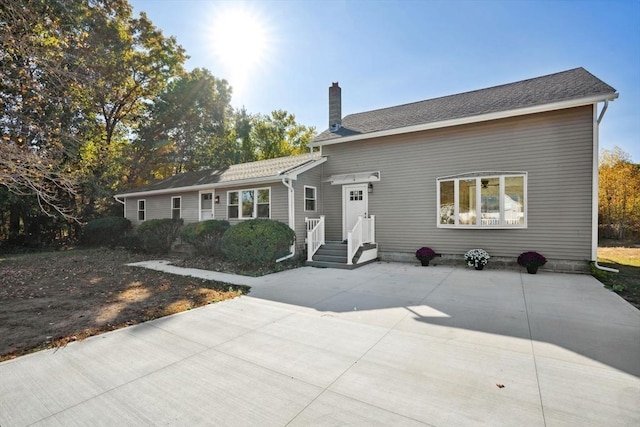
[81,217,295,266]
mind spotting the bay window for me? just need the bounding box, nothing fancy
[437,173,526,228]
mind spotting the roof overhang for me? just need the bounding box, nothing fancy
[114,157,327,199]
[310,93,619,148]
[324,171,380,185]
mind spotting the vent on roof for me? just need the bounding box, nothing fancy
[330,123,341,132]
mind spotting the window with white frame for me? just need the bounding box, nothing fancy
[171,196,181,219]
[304,186,317,211]
[228,188,270,219]
[137,200,146,221]
[437,173,526,228]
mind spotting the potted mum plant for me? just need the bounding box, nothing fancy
[464,249,490,270]
[415,247,436,266]
[517,251,547,274]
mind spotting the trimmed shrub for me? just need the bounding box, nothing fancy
[137,219,183,254]
[81,217,131,247]
[221,219,295,266]
[180,223,198,245]
[181,220,230,256]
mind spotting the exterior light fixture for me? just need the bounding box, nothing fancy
[368,182,373,193]
[215,195,220,204]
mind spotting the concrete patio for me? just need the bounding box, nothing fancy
[1,262,638,426]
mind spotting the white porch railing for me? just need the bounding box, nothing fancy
[347,215,375,265]
[305,215,325,262]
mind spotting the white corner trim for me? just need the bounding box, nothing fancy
[310,94,619,148]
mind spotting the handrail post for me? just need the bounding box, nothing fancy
[347,231,353,265]
[307,228,313,262]
[370,215,375,243]
[320,215,325,245]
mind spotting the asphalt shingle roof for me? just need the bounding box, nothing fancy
[117,154,318,196]
[314,67,616,142]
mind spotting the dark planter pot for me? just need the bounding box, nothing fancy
[475,264,484,270]
[526,265,539,274]
[420,259,430,266]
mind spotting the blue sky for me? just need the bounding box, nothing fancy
[130,0,640,161]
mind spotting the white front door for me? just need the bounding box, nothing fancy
[200,191,214,220]
[343,184,368,240]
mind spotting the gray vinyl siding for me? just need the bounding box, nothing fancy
[125,192,199,226]
[293,166,324,250]
[320,105,594,262]
[213,182,288,227]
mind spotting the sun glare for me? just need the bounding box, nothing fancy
[208,5,272,97]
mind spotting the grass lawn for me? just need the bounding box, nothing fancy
[0,248,249,362]
[596,244,640,310]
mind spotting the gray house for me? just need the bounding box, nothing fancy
[115,67,617,271]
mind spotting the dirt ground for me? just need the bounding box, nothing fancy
[0,248,248,362]
[597,245,640,310]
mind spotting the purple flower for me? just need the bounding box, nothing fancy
[416,247,436,260]
[517,251,547,267]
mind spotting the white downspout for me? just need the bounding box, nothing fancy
[276,177,296,262]
[592,101,618,273]
[114,196,126,218]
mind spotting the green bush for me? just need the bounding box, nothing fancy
[180,223,198,245]
[136,219,183,254]
[181,220,230,256]
[81,217,131,247]
[221,219,295,266]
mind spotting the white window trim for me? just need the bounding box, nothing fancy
[171,196,182,219]
[436,172,527,229]
[137,199,146,221]
[227,190,239,219]
[198,190,215,221]
[227,187,271,220]
[304,185,317,212]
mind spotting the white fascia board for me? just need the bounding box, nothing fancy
[114,175,283,199]
[310,93,619,148]
[285,157,327,178]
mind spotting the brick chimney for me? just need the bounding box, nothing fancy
[329,82,341,132]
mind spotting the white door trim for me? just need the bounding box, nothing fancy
[342,183,368,240]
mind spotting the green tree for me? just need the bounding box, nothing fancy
[599,147,640,240]
[129,68,232,182]
[252,110,315,159]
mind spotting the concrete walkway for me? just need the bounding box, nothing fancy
[1,262,639,426]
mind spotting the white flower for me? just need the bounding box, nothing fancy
[464,249,490,267]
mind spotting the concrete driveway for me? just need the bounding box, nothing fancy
[1,262,639,426]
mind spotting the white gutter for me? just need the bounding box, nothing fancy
[114,158,327,199]
[310,93,619,148]
[592,100,618,273]
[114,175,283,199]
[276,177,296,263]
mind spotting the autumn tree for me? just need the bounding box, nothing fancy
[599,147,640,240]
[71,1,186,216]
[0,0,87,220]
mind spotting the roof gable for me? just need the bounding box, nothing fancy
[314,68,616,143]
